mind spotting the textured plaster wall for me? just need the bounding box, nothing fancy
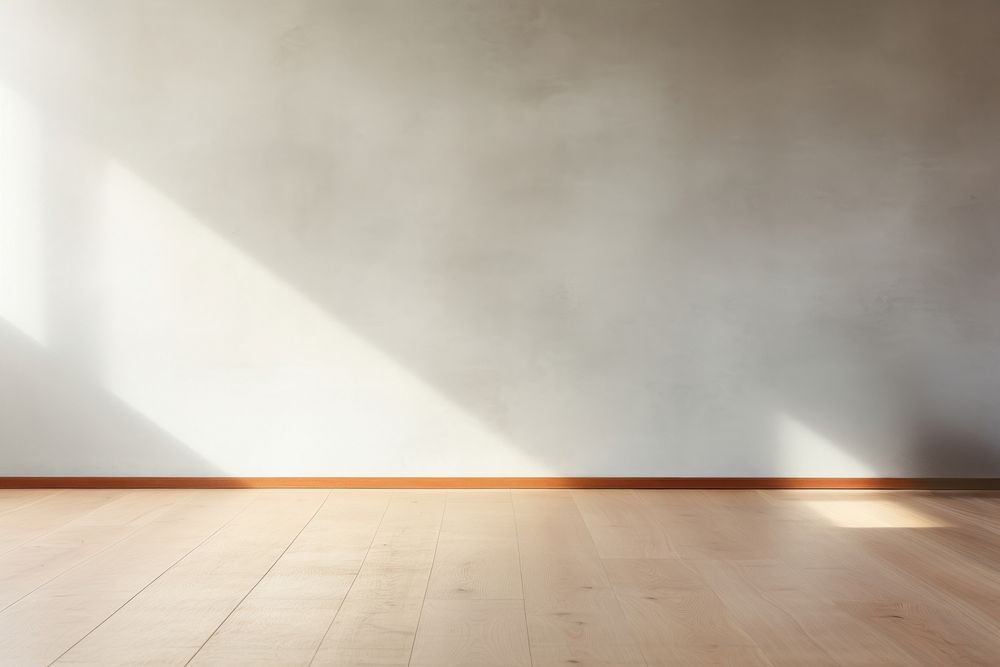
[1,1,999,476]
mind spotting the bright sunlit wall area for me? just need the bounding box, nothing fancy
[2,0,1000,480]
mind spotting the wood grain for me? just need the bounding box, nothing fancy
[310,491,446,666]
[0,489,62,516]
[603,557,771,665]
[426,493,523,600]
[0,490,181,610]
[0,490,258,665]
[189,490,391,666]
[573,489,675,558]
[0,488,997,665]
[0,489,123,554]
[54,490,325,665]
[513,490,645,666]
[410,599,531,666]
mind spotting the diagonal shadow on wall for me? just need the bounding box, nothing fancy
[2,0,999,476]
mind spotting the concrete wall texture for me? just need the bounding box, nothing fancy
[1,1,999,477]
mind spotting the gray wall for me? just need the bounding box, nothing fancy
[1,0,999,477]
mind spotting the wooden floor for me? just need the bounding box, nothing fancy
[1,489,999,666]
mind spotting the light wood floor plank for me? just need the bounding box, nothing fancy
[859,525,1000,627]
[311,490,446,666]
[574,490,675,559]
[312,598,421,666]
[911,492,1000,538]
[53,489,325,666]
[513,490,645,666]
[410,599,531,667]
[841,533,1000,664]
[188,490,391,666]
[640,490,811,562]
[692,559,836,666]
[603,558,772,666]
[756,491,1000,664]
[426,494,522,601]
[0,490,124,554]
[0,489,63,517]
[699,559,915,666]
[0,490,184,610]
[0,489,257,665]
[0,489,998,666]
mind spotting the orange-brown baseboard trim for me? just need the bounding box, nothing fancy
[1,477,999,490]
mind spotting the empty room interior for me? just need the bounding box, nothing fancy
[2,1,1000,665]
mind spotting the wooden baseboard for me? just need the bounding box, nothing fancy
[1,477,998,490]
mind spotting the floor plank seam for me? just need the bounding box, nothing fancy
[570,489,651,667]
[0,490,125,558]
[1,491,187,614]
[306,491,393,666]
[184,490,333,666]
[406,492,449,667]
[509,491,536,667]
[45,490,261,666]
[4,489,996,666]
[857,529,1000,642]
[0,489,65,519]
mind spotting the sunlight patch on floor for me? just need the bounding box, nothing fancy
[803,497,945,528]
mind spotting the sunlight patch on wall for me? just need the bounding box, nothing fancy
[803,498,945,528]
[99,161,543,475]
[0,84,45,343]
[777,413,874,477]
